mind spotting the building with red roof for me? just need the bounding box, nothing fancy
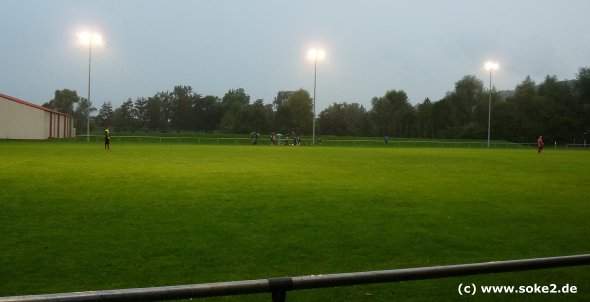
[0,93,74,139]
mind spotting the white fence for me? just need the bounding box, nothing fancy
[73,135,589,149]
[566,143,590,149]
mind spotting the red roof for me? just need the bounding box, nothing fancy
[0,92,69,116]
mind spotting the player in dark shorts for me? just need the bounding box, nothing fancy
[104,126,110,150]
[537,135,543,154]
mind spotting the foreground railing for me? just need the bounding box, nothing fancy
[2,254,589,302]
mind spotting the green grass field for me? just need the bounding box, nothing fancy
[1,141,589,301]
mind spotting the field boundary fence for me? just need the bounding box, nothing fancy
[324,139,538,148]
[76,135,253,145]
[567,143,590,149]
[1,254,589,302]
[74,135,553,149]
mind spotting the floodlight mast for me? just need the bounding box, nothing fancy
[484,61,499,148]
[308,48,325,145]
[79,32,103,142]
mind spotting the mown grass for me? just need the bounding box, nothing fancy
[0,141,589,301]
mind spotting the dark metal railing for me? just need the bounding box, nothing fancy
[1,254,589,302]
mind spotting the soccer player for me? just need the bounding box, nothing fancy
[104,126,111,150]
[537,135,544,154]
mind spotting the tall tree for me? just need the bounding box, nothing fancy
[273,90,294,131]
[113,98,136,130]
[454,75,484,125]
[194,95,223,131]
[170,85,198,131]
[73,97,96,134]
[415,98,434,138]
[536,75,581,143]
[575,67,590,138]
[96,101,114,128]
[222,88,250,112]
[133,97,148,129]
[274,89,313,134]
[43,89,80,114]
[152,92,173,131]
[370,90,414,137]
[237,99,270,133]
[431,98,452,138]
[434,75,486,138]
[504,76,539,141]
[370,96,393,136]
[220,88,250,133]
[318,102,369,136]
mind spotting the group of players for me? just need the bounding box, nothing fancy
[269,131,302,146]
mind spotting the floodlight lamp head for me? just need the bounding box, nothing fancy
[308,48,326,61]
[78,32,103,46]
[485,61,499,71]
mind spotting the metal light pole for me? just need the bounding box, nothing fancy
[308,48,325,145]
[79,32,103,142]
[86,39,92,142]
[484,61,499,148]
[312,56,317,145]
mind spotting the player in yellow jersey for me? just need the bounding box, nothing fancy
[104,126,111,150]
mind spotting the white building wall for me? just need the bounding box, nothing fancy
[1,94,73,140]
[0,96,47,139]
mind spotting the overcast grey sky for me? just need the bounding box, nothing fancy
[2,0,589,112]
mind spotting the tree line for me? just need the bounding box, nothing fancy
[43,67,590,143]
